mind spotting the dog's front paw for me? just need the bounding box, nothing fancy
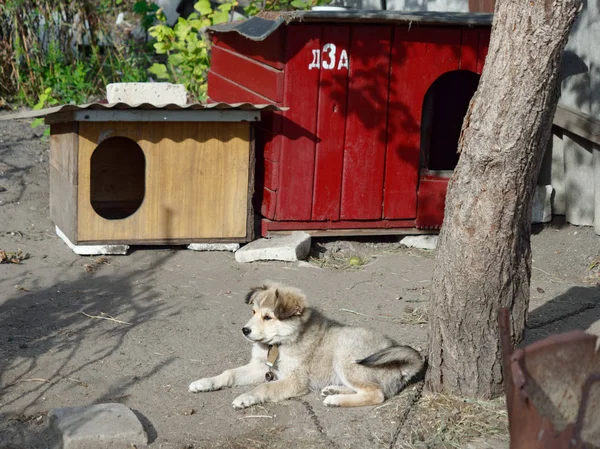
[189,378,215,393]
[323,395,341,407]
[232,393,260,409]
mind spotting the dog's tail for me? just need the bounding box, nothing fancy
[355,345,424,376]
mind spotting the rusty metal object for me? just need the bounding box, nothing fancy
[498,308,600,449]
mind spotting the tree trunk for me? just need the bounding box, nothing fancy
[426,0,581,398]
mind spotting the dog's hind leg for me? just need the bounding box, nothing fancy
[322,384,384,407]
[320,385,356,397]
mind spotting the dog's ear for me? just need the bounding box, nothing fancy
[274,288,307,320]
[245,285,268,305]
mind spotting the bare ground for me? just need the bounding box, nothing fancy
[0,116,598,449]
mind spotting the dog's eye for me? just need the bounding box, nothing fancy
[263,315,272,321]
[252,310,256,315]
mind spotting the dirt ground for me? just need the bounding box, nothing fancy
[0,115,599,449]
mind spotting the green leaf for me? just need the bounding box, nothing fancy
[212,10,229,24]
[290,0,308,8]
[31,117,44,128]
[153,42,167,54]
[133,1,148,14]
[194,0,213,15]
[218,2,233,12]
[168,53,185,66]
[148,63,169,79]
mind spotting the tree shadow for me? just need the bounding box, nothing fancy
[0,250,181,421]
[523,285,600,345]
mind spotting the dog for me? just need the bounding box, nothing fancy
[189,281,424,409]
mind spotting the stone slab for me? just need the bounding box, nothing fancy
[235,231,311,263]
[56,226,129,256]
[48,403,147,449]
[106,82,187,106]
[188,243,240,252]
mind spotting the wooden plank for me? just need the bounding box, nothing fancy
[553,103,600,146]
[261,217,416,235]
[477,28,491,74]
[382,26,461,219]
[266,227,436,237]
[46,108,260,124]
[276,24,322,220]
[212,29,285,70]
[460,28,479,72]
[207,71,276,105]
[311,25,350,221]
[49,122,79,242]
[340,24,392,220]
[210,45,284,103]
[77,121,251,242]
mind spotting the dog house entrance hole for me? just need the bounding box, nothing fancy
[420,70,481,172]
[90,136,145,220]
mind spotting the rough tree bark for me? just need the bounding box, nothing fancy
[426,0,582,398]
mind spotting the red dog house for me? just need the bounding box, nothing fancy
[208,11,492,236]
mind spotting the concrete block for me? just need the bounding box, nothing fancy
[106,82,187,106]
[56,227,128,256]
[188,243,240,252]
[48,403,147,449]
[532,185,553,224]
[235,232,311,263]
[399,235,438,250]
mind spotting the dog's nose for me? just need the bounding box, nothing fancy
[242,327,251,336]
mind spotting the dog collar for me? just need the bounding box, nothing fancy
[265,345,279,382]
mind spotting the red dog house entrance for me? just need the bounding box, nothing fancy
[208,11,492,236]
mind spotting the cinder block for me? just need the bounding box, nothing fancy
[106,82,187,106]
[235,232,311,263]
[56,226,128,256]
[48,403,148,449]
[532,185,553,224]
[188,243,240,252]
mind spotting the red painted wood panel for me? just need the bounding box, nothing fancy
[311,25,350,221]
[340,25,392,220]
[382,26,461,219]
[257,112,283,162]
[415,177,449,229]
[460,29,479,72]
[263,158,279,190]
[275,24,322,221]
[212,30,285,70]
[477,29,491,74]
[211,45,284,103]
[207,71,275,104]
[262,187,277,219]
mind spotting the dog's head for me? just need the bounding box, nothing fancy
[241,281,307,345]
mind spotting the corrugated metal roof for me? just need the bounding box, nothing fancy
[0,102,285,121]
[208,11,494,41]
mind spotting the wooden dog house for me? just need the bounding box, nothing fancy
[7,102,280,245]
[207,11,493,236]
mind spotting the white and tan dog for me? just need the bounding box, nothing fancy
[189,282,424,409]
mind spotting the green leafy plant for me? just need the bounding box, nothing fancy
[244,0,332,16]
[31,87,59,137]
[147,0,236,101]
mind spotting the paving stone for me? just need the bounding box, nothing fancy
[235,231,311,263]
[48,403,147,449]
